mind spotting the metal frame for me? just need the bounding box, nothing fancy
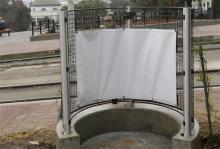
[59,7,194,138]
[183,7,193,137]
[59,11,71,134]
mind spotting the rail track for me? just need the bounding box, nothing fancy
[0,44,220,103]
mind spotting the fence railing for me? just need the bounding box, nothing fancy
[31,19,59,36]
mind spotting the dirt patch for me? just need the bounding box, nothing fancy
[1,126,219,149]
[0,129,56,149]
[201,134,220,149]
[197,121,220,148]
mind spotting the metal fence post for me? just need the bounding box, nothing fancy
[52,19,55,32]
[31,21,34,36]
[126,6,131,28]
[183,7,192,138]
[39,21,42,34]
[59,11,71,134]
[47,19,50,32]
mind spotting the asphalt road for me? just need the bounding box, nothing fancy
[0,45,220,103]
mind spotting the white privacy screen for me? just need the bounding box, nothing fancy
[76,29,177,106]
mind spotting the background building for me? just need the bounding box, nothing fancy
[192,0,212,11]
[31,0,67,24]
[192,0,220,18]
[192,0,202,9]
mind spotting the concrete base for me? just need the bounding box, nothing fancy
[56,102,201,149]
[172,120,201,149]
[56,120,80,149]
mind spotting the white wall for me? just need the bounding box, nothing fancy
[31,6,61,12]
[202,0,212,11]
[192,0,201,9]
[192,0,212,11]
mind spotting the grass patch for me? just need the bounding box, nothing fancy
[194,38,220,46]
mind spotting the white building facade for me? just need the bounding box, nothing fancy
[192,0,212,11]
[31,0,66,24]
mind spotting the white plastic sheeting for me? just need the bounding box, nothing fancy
[76,29,177,106]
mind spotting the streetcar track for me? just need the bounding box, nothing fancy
[0,45,219,103]
[0,82,220,104]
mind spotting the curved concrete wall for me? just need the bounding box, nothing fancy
[57,102,200,149]
[74,107,180,143]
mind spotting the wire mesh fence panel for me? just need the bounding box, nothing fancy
[130,8,186,111]
[65,7,194,114]
[74,8,127,31]
[66,10,77,111]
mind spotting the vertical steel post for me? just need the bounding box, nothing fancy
[126,6,131,28]
[183,7,192,138]
[59,11,71,134]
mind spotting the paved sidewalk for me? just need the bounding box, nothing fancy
[193,24,220,37]
[0,31,59,56]
[0,87,220,137]
[0,100,60,136]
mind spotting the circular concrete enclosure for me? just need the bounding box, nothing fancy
[68,102,191,149]
[56,7,201,149]
[57,102,200,149]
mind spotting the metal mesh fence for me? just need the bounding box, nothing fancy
[66,11,77,111]
[129,8,185,110]
[65,7,193,114]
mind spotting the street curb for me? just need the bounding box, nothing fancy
[0,55,60,64]
[194,35,220,41]
[0,69,219,89]
[1,85,220,104]
[0,97,61,104]
[0,61,60,69]
[194,84,220,89]
[194,69,220,73]
[0,49,60,61]
[0,82,61,89]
